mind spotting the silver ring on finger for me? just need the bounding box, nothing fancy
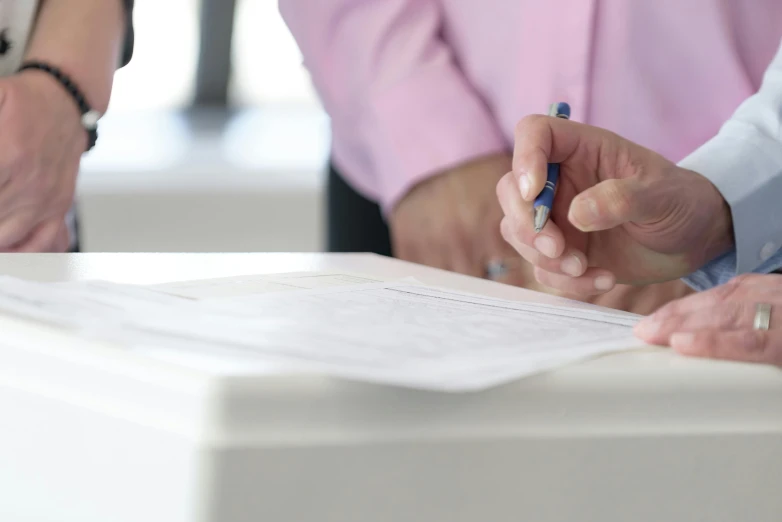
[753,303,773,331]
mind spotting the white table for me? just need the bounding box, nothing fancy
[1,253,781,522]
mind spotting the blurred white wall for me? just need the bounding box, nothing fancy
[77,0,330,253]
[77,107,329,252]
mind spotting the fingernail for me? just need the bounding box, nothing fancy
[534,235,557,258]
[594,275,614,291]
[670,332,696,352]
[560,255,582,277]
[519,174,530,200]
[570,198,600,230]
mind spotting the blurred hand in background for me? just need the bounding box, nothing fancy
[389,153,526,286]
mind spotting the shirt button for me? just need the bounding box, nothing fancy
[760,242,777,262]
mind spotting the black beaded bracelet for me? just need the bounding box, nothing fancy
[18,61,101,152]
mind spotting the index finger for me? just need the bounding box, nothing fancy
[512,114,583,202]
[514,113,627,203]
[638,275,782,331]
[671,329,782,366]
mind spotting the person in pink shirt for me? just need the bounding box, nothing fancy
[280,1,782,313]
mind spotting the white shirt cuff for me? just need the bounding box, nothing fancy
[678,125,782,276]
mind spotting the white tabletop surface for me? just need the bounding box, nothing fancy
[1,252,781,436]
[3,253,782,522]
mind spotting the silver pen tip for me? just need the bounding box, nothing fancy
[533,206,550,234]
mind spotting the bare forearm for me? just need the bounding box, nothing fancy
[24,0,126,113]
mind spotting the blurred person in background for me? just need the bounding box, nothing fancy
[279,1,782,314]
[0,0,134,253]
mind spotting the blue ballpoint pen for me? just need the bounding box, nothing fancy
[533,102,571,233]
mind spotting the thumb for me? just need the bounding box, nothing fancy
[568,178,651,232]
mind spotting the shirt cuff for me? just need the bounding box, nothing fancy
[683,247,782,291]
[678,124,782,276]
[364,64,508,213]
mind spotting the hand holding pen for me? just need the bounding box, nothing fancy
[496,109,732,296]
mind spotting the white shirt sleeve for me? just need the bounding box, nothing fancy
[0,1,38,76]
[679,38,782,281]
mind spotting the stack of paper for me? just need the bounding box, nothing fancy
[155,271,384,299]
[0,274,646,391]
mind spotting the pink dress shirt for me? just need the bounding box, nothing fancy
[280,0,782,214]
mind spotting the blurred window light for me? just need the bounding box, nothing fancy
[230,0,321,107]
[108,0,200,112]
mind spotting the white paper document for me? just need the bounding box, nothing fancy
[0,275,645,391]
[153,272,383,299]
